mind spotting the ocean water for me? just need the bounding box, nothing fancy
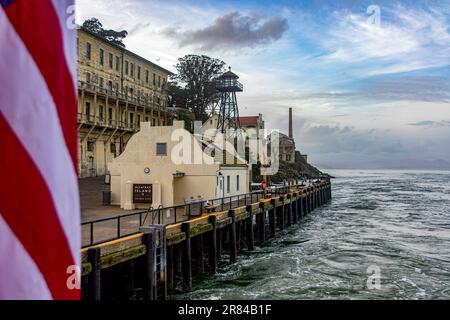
[174,170,450,300]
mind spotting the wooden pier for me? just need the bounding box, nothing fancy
[80,181,332,300]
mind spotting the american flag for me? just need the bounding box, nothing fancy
[0,0,80,299]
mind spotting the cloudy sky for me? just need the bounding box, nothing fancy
[77,0,450,170]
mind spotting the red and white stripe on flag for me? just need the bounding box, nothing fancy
[0,0,80,299]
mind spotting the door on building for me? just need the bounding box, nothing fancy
[217,175,224,199]
[88,156,95,177]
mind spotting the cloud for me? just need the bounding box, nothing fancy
[408,120,450,128]
[163,11,289,51]
[320,4,450,75]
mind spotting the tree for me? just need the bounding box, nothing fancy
[82,18,128,48]
[170,55,226,122]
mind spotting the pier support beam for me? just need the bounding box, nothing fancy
[193,235,205,275]
[258,203,266,243]
[268,206,276,238]
[217,227,223,262]
[181,222,192,292]
[297,196,303,218]
[142,232,155,300]
[246,207,255,251]
[236,220,241,252]
[277,199,285,230]
[87,247,101,301]
[228,211,237,264]
[308,193,312,213]
[292,197,297,224]
[167,244,174,290]
[208,215,218,275]
[287,197,293,226]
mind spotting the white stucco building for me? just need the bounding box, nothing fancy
[108,121,250,210]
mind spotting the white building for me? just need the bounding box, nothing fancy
[108,121,250,210]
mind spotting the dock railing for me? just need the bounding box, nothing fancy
[80,182,319,248]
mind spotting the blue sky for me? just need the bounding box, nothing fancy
[77,0,450,169]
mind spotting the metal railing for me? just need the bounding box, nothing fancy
[78,80,168,109]
[80,185,300,248]
[80,180,330,248]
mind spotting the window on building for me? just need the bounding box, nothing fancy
[145,70,149,83]
[153,73,156,86]
[108,81,113,93]
[227,176,231,193]
[108,108,113,125]
[125,60,129,75]
[87,141,95,152]
[108,53,113,68]
[158,75,161,87]
[115,82,119,94]
[130,63,134,77]
[236,175,240,192]
[129,112,134,127]
[110,143,116,154]
[85,102,91,121]
[99,105,104,121]
[115,56,120,71]
[137,66,141,80]
[99,77,104,89]
[85,72,91,83]
[125,86,128,98]
[85,42,91,60]
[99,48,104,65]
[156,143,167,156]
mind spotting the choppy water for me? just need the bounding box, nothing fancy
[175,170,450,300]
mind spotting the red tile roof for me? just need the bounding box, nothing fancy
[239,116,259,126]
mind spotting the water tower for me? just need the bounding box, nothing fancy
[215,67,243,133]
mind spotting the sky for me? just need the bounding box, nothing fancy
[76,0,450,170]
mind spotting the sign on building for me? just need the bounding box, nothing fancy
[133,184,153,204]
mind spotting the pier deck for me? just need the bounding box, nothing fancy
[80,180,332,300]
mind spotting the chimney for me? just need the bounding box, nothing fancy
[288,107,293,138]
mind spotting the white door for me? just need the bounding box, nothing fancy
[217,176,224,198]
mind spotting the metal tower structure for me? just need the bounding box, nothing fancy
[216,67,243,133]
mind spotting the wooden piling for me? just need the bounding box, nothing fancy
[181,222,192,292]
[193,234,205,275]
[217,227,223,262]
[228,211,237,264]
[208,215,218,275]
[258,203,266,243]
[268,206,276,238]
[297,196,302,218]
[166,244,174,290]
[246,207,255,251]
[292,197,297,224]
[287,197,293,226]
[278,201,285,230]
[305,195,308,215]
[87,247,101,300]
[142,232,154,300]
[236,220,241,252]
